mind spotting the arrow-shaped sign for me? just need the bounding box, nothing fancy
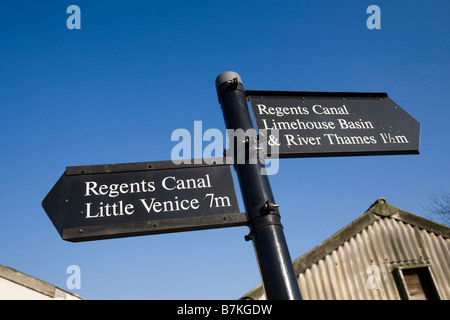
[247,90,420,158]
[42,159,246,242]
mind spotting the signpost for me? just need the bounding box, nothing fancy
[42,159,245,242]
[216,72,303,300]
[42,71,420,300]
[247,91,420,158]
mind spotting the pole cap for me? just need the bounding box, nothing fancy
[215,71,242,90]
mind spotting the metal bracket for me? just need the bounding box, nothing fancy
[244,201,281,241]
[264,201,280,214]
[216,77,245,101]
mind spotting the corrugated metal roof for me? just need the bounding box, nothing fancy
[241,198,450,300]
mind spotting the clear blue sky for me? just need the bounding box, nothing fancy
[0,0,449,299]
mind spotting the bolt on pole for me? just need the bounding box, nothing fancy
[215,71,302,300]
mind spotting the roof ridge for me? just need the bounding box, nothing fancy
[367,198,450,238]
[0,265,84,300]
[366,197,400,217]
[290,209,379,277]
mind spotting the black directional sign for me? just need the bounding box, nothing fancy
[42,159,245,242]
[247,91,420,158]
[40,71,422,300]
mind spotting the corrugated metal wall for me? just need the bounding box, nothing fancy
[297,217,450,300]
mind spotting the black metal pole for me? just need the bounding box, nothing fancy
[215,72,302,300]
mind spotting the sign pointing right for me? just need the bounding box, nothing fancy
[247,91,420,158]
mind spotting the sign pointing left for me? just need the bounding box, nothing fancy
[42,159,246,242]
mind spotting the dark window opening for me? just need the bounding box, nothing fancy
[394,266,440,300]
